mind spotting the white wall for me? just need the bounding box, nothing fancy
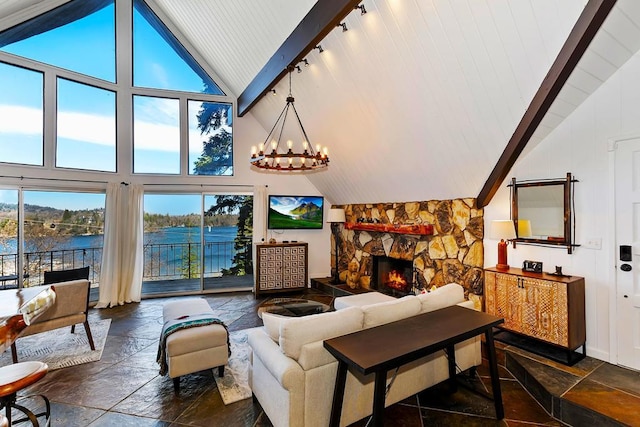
[484,49,640,363]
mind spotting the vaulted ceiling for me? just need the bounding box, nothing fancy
[2,0,639,206]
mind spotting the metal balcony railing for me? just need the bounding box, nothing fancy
[0,238,252,288]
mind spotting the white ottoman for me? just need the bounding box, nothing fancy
[161,298,229,392]
[333,291,396,310]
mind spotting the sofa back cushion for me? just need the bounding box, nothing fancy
[361,295,421,329]
[417,283,464,313]
[279,306,364,360]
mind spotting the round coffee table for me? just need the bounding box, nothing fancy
[258,297,331,318]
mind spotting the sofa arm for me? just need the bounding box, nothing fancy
[248,328,304,389]
[456,300,477,311]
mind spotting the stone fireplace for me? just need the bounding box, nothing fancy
[372,255,414,297]
[332,199,484,303]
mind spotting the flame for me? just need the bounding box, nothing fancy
[385,270,408,290]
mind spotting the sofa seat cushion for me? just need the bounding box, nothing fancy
[334,291,396,310]
[279,306,364,360]
[361,295,421,329]
[417,283,464,313]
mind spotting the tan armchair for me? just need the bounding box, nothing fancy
[11,277,95,363]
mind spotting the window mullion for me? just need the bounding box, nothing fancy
[43,71,56,169]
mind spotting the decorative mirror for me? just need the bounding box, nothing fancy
[510,173,577,253]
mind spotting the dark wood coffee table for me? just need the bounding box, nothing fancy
[257,297,330,318]
[324,305,504,427]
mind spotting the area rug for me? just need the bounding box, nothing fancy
[215,329,252,405]
[0,319,111,370]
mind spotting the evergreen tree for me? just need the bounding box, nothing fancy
[205,195,253,275]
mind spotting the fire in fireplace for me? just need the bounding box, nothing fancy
[372,255,414,296]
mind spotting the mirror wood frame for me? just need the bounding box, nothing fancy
[511,172,575,254]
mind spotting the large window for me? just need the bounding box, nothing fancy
[0,63,43,166]
[57,78,116,171]
[0,0,233,175]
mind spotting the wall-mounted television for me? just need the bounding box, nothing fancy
[268,195,324,229]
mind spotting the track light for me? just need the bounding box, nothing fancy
[270,89,276,96]
[302,59,309,67]
[338,22,348,32]
[355,4,367,15]
[296,65,302,73]
[315,45,324,53]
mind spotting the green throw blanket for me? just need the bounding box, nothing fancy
[156,313,230,376]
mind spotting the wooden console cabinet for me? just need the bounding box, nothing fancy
[484,267,585,361]
[255,242,308,296]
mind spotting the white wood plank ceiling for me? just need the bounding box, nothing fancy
[1,0,639,206]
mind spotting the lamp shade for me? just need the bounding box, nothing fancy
[490,220,516,240]
[518,219,532,238]
[327,208,346,223]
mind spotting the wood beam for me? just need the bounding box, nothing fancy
[237,0,361,117]
[476,0,617,208]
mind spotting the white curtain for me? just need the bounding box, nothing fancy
[96,183,144,308]
[252,185,267,277]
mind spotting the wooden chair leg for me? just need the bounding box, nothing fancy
[173,377,180,393]
[83,320,96,350]
[10,342,18,363]
[218,366,225,377]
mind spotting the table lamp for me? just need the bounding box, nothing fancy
[327,208,346,284]
[518,219,532,238]
[490,220,516,271]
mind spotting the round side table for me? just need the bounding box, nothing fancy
[0,361,51,426]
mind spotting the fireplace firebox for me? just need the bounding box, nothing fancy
[371,255,415,297]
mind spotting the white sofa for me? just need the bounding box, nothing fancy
[247,283,482,427]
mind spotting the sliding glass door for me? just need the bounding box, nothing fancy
[142,192,253,296]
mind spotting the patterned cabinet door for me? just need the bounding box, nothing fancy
[257,245,284,291]
[520,278,568,347]
[281,245,307,289]
[488,271,523,333]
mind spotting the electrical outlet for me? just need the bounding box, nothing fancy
[583,237,602,250]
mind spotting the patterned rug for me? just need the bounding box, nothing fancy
[0,319,110,370]
[215,329,252,405]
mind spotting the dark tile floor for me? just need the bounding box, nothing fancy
[13,289,640,426]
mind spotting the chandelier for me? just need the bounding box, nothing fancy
[250,68,329,171]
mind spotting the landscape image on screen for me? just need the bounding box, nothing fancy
[268,196,324,229]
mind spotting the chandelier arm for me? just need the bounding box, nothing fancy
[262,102,290,147]
[275,102,292,152]
[289,102,314,155]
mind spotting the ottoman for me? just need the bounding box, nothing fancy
[161,298,229,392]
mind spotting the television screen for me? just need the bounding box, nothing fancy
[268,195,324,229]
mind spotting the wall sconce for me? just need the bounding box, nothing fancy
[355,4,367,15]
[315,45,324,53]
[490,220,516,271]
[337,22,348,32]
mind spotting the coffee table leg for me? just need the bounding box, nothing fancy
[372,370,387,427]
[485,328,504,419]
[329,361,348,427]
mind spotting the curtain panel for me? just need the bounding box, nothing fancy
[96,182,144,308]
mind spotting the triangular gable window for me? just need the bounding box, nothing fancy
[133,0,224,95]
[0,0,115,83]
